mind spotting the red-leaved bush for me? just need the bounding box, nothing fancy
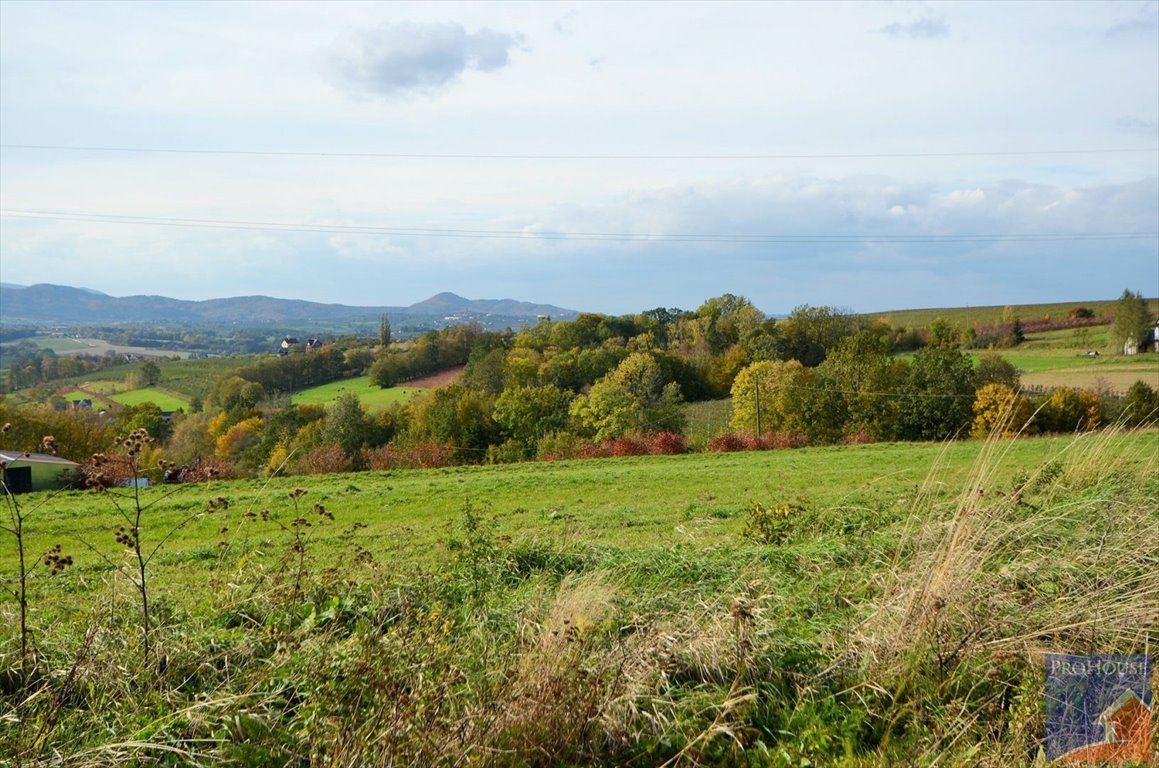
[362,441,455,470]
[297,445,353,475]
[843,431,876,445]
[645,431,688,455]
[706,432,808,453]
[560,432,690,461]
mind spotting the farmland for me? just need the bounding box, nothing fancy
[2,428,1156,765]
[866,298,1159,331]
[288,368,463,411]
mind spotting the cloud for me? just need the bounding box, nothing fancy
[879,15,950,39]
[1116,115,1159,137]
[326,22,522,97]
[1105,2,1159,39]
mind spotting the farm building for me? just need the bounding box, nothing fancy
[0,450,81,493]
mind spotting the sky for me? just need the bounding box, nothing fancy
[0,0,1156,315]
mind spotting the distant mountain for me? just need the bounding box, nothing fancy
[408,292,578,319]
[0,284,579,325]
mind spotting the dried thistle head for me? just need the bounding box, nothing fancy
[1,422,10,434]
[313,503,334,521]
[288,488,308,500]
[206,496,230,512]
[115,526,137,547]
[43,544,74,575]
[41,435,59,455]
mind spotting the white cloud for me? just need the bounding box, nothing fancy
[943,189,986,207]
[879,15,950,39]
[325,21,524,98]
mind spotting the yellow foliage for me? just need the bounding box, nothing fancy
[971,384,1034,438]
[264,442,292,477]
[1039,388,1102,433]
[215,416,264,458]
[207,411,231,438]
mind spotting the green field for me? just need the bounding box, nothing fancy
[19,335,93,353]
[290,374,425,410]
[109,386,192,411]
[2,429,1156,764]
[4,300,1159,764]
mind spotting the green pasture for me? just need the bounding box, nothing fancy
[290,374,425,410]
[7,431,1154,612]
[109,387,191,411]
[3,428,1156,765]
[18,335,93,353]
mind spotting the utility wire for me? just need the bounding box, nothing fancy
[3,209,1155,244]
[2,143,1157,160]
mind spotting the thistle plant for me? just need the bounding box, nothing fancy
[243,487,333,598]
[0,430,74,685]
[84,429,224,667]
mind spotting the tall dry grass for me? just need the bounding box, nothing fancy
[847,418,1158,764]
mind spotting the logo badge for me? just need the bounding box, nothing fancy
[1045,654,1153,762]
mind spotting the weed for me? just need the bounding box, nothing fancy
[741,501,806,545]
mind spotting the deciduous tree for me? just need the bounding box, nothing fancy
[1109,289,1151,354]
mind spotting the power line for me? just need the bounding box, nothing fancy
[2,209,1156,244]
[2,143,1157,160]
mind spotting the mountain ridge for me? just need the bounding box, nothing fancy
[0,284,579,325]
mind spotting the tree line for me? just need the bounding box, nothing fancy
[3,291,1156,480]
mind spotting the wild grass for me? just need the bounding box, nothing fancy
[1,428,1156,765]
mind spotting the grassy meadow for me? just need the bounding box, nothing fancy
[109,387,192,411]
[3,429,1156,766]
[289,374,425,411]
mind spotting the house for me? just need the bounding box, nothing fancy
[1060,688,1152,763]
[279,337,300,356]
[0,450,81,493]
[1143,319,1159,353]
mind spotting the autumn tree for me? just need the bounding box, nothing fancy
[569,353,685,440]
[493,384,575,453]
[729,360,817,437]
[971,383,1034,438]
[1036,388,1101,433]
[1109,289,1151,354]
[321,393,372,460]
